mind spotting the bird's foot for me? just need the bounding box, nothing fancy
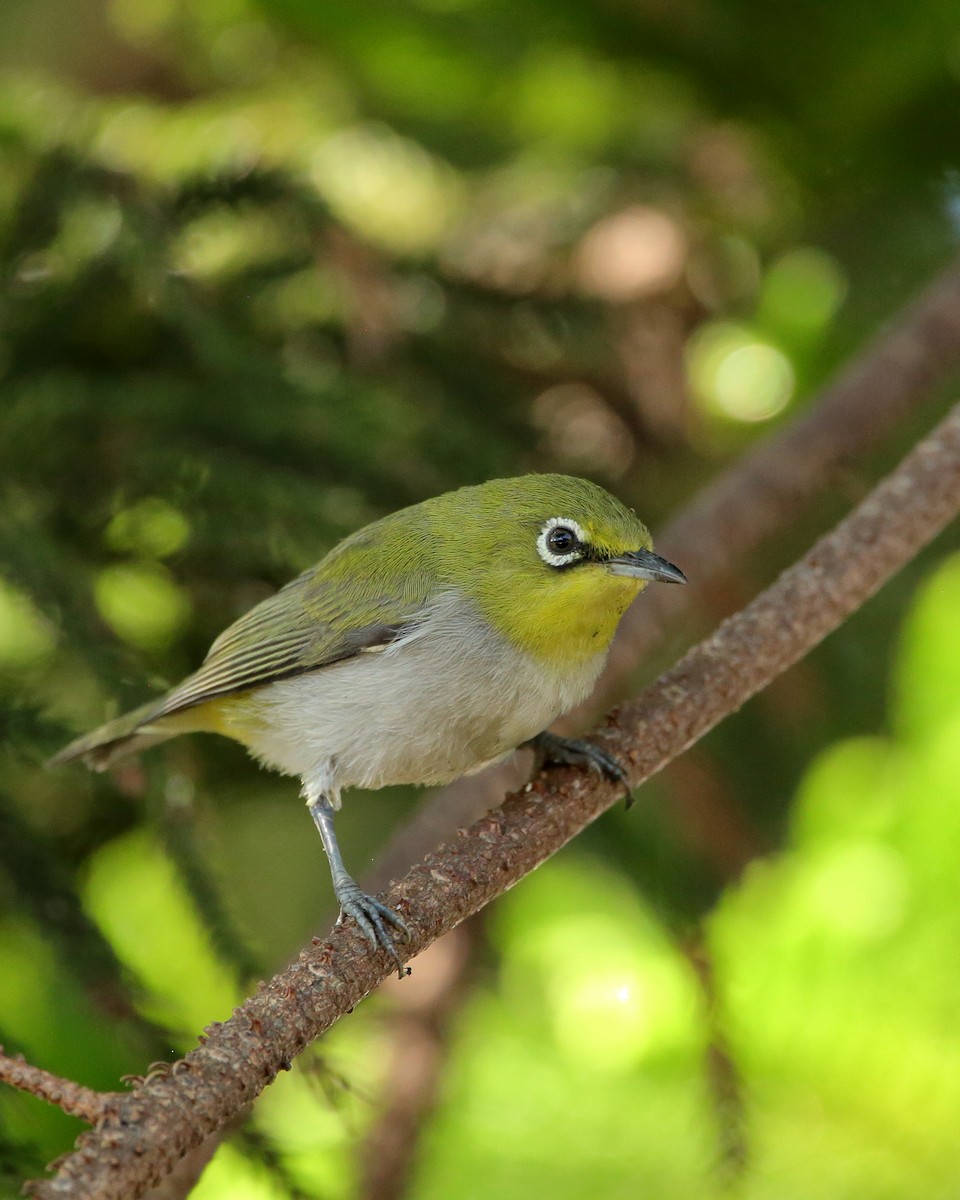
[528,731,633,807]
[334,880,411,979]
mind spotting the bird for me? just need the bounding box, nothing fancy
[51,474,686,971]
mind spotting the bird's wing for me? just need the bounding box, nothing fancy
[150,554,429,721]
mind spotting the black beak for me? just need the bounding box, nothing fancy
[606,547,687,585]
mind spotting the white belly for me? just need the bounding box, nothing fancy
[221,590,606,806]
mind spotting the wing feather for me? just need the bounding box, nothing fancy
[153,614,405,719]
[148,552,429,721]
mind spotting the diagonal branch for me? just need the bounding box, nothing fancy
[23,403,960,1200]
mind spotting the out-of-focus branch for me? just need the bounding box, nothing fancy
[598,256,960,705]
[368,256,960,890]
[359,925,476,1200]
[0,1050,118,1124]
[22,403,960,1200]
[684,940,747,1181]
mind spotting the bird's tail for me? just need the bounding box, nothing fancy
[47,700,179,772]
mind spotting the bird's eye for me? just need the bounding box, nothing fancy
[537,517,587,568]
[547,526,576,554]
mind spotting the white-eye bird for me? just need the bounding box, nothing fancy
[51,475,685,967]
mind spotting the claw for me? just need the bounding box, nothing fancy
[335,881,410,978]
[529,731,633,807]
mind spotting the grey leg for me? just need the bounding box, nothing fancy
[308,796,409,975]
[526,731,633,807]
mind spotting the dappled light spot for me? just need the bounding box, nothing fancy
[0,579,56,668]
[687,321,794,422]
[52,198,122,278]
[576,206,687,302]
[251,267,342,335]
[83,831,239,1032]
[105,497,190,559]
[173,207,294,281]
[493,861,700,1076]
[310,124,463,255]
[97,103,258,180]
[547,936,694,1073]
[511,47,623,151]
[758,247,847,339]
[94,562,191,650]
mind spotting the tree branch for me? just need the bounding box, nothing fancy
[0,1050,119,1125]
[368,256,960,890]
[21,401,960,1199]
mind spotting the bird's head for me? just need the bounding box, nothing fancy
[427,474,686,668]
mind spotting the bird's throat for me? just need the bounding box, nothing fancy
[491,571,644,670]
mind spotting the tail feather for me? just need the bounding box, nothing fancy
[47,700,175,772]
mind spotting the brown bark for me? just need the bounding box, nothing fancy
[0,1050,118,1124]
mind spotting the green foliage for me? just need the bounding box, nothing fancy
[710,555,960,1196]
[1,0,960,1195]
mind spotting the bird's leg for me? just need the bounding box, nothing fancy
[526,730,633,808]
[308,796,410,977]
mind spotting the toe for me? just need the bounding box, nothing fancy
[534,732,631,799]
[598,750,628,783]
[338,887,409,974]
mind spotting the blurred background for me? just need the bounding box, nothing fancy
[2,0,960,1195]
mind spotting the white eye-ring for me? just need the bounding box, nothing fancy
[537,517,587,568]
